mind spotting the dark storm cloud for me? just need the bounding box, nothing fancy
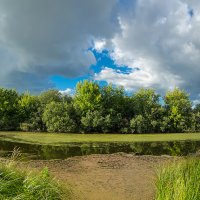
[0,0,119,91]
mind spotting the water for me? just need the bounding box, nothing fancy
[0,140,200,160]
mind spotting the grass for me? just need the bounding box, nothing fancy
[0,132,200,145]
[0,152,73,200]
[156,159,200,200]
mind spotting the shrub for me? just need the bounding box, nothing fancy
[130,115,146,133]
[43,101,77,133]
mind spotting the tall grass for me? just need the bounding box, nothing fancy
[156,159,200,200]
[0,150,72,200]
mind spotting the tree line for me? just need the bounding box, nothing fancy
[0,80,199,133]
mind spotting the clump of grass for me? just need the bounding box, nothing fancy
[156,159,200,200]
[0,149,72,200]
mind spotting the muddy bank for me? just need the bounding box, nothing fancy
[13,153,175,200]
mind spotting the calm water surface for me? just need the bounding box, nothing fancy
[0,140,200,159]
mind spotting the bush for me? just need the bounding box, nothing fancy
[43,102,77,133]
[130,115,146,133]
[81,110,104,133]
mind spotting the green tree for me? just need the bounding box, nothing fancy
[164,88,192,132]
[81,110,104,133]
[19,93,44,131]
[62,94,73,104]
[101,85,126,114]
[194,104,200,113]
[42,101,76,133]
[74,80,102,115]
[19,93,37,121]
[39,89,62,108]
[193,112,200,132]
[100,84,129,133]
[130,88,163,133]
[192,104,200,132]
[130,115,146,133]
[0,88,20,130]
[103,111,123,133]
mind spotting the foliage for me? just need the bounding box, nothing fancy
[132,88,160,116]
[130,115,146,133]
[102,112,123,133]
[194,104,200,113]
[100,85,128,132]
[156,159,200,200]
[19,93,44,132]
[0,161,69,200]
[0,83,198,133]
[101,85,127,116]
[74,80,102,115]
[192,112,200,132]
[0,88,20,130]
[130,89,164,133]
[39,89,62,108]
[164,88,192,132]
[43,102,77,133]
[81,110,104,133]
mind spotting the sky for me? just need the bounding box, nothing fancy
[0,0,200,102]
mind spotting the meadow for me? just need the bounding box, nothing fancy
[1,132,200,145]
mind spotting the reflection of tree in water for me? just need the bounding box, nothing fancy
[1,140,200,159]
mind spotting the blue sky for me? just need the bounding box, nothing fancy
[0,0,199,102]
[50,50,113,91]
[51,49,132,92]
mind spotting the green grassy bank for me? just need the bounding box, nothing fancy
[0,159,72,200]
[0,132,200,145]
[156,159,200,200]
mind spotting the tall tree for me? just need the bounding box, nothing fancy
[194,104,200,114]
[101,84,126,114]
[39,89,62,108]
[0,88,20,130]
[164,88,192,132]
[130,88,163,133]
[19,93,44,131]
[100,84,128,132]
[74,80,102,115]
[192,104,200,132]
[81,110,104,133]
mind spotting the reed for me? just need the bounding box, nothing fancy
[156,159,200,200]
[0,149,72,200]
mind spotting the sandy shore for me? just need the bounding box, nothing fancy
[15,153,176,200]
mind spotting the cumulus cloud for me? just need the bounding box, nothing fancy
[1,0,200,100]
[93,39,107,52]
[0,0,119,92]
[95,0,200,99]
[59,88,73,95]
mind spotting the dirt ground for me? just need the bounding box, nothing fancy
[18,153,174,200]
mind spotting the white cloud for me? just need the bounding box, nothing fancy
[193,99,200,107]
[95,0,200,98]
[95,65,183,92]
[93,39,106,52]
[0,0,200,99]
[59,88,73,95]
